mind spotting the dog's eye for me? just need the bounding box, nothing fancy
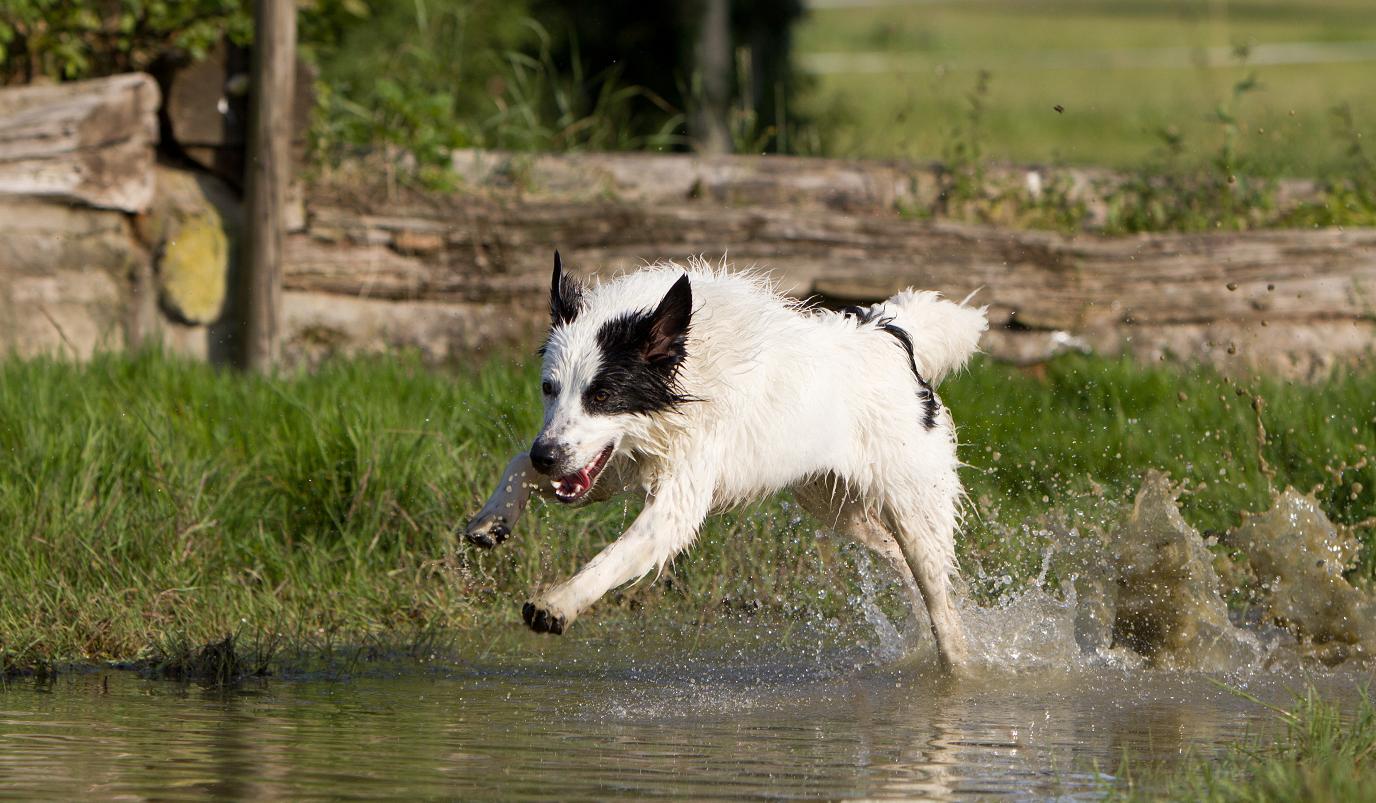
[591,389,610,404]
[541,380,555,396]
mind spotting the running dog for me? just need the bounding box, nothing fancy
[464,253,987,671]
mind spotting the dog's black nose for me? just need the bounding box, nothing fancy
[529,439,563,475]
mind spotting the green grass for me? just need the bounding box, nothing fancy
[796,0,1376,176]
[1120,687,1376,801]
[0,350,1372,673]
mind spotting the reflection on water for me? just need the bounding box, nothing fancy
[1,623,1368,800]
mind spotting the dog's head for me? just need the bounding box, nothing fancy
[531,252,693,502]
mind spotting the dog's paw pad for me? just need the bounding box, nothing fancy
[463,515,510,549]
[522,602,566,635]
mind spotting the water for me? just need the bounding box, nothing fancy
[2,475,1372,799]
[0,623,1369,800]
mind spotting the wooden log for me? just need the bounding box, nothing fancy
[240,0,297,371]
[0,73,160,212]
[287,197,1376,332]
[284,167,1376,376]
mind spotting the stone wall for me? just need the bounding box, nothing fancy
[0,199,140,358]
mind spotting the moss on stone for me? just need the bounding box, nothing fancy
[158,213,228,325]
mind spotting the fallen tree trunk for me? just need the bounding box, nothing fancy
[289,197,1376,327]
[0,73,160,212]
[283,187,1376,376]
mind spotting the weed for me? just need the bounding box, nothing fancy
[1282,103,1376,228]
[935,69,992,215]
[143,632,272,684]
[1117,687,1376,801]
[479,21,684,154]
[899,71,1090,232]
[1101,47,1280,234]
[896,47,1376,236]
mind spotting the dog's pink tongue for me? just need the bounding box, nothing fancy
[556,468,592,498]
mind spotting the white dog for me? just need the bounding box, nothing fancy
[465,253,987,671]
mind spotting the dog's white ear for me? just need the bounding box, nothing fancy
[644,273,692,366]
[550,251,583,325]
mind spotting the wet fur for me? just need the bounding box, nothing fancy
[464,255,988,671]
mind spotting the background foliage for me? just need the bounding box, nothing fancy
[3,2,1376,223]
[0,1,250,82]
[0,0,806,162]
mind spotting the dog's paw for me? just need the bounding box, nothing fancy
[463,512,511,549]
[522,601,567,635]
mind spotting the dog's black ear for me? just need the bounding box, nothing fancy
[550,250,583,326]
[643,273,692,367]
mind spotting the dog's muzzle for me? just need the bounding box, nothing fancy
[528,438,569,475]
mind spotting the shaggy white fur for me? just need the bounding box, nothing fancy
[465,256,988,671]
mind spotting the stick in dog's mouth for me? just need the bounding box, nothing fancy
[552,443,614,503]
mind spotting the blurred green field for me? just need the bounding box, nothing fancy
[796,0,1376,175]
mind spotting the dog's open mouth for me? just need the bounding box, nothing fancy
[551,443,614,503]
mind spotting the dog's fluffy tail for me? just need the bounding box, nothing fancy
[873,289,988,385]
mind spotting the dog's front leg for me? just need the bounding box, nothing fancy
[463,452,549,548]
[523,469,713,634]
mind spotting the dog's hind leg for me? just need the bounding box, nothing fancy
[882,495,970,674]
[463,452,551,548]
[523,465,714,635]
[793,480,926,617]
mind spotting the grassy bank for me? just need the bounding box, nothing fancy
[1121,687,1376,801]
[0,350,1372,673]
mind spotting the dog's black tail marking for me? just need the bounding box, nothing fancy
[879,322,940,431]
[840,306,940,430]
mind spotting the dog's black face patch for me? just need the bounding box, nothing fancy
[586,274,694,416]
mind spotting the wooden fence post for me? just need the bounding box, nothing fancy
[690,0,732,154]
[240,0,297,371]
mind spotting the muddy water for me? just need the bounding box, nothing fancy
[0,623,1369,800]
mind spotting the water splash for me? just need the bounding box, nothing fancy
[962,572,1092,671]
[851,547,911,662]
[786,469,1370,676]
[1109,471,1269,670]
[1048,513,1120,657]
[1227,488,1376,665]
[944,470,1376,674]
